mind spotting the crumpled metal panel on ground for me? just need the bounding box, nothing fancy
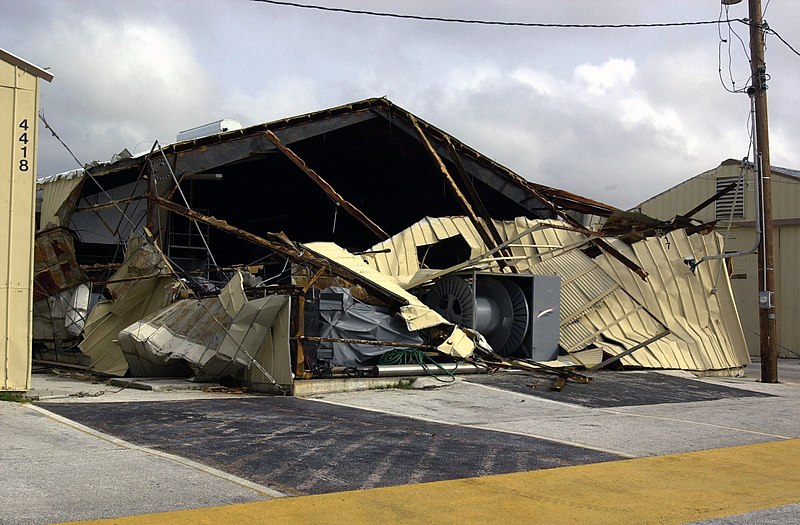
[222,294,292,389]
[118,271,293,385]
[116,270,246,378]
[79,236,176,376]
[363,216,748,372]
[118,298,228,378]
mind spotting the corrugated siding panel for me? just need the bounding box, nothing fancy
[527,246,672,367]
[481,221,682,368]
[368,217,484,283]
[38,173,83,228]
[365,215,748,371]
[772,173,800,221]
[597,232,749,370]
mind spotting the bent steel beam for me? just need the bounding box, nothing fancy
[262,130,389,240]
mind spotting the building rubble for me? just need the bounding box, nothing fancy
[31,98,749,393]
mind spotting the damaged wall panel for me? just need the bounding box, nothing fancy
[529,249,665,362]
[595,231,749,372]
[32,227,86,302]
[367,216,486,284]
[80,235,176,376]
[37,170,84,229]
[227,295,292,391]
[118,298,227,378]
[363,215,748,373]
[118,270,293,387]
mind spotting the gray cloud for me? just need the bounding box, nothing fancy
[6,0,799,210]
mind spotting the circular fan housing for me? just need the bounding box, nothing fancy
[424,275,474,326]
[425,275,531,357]
[497,278,530,356]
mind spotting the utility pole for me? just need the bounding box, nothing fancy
[748,0,778,382]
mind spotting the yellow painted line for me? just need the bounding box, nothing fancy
[61,439,800,525]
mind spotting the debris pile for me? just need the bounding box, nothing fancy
[31,98,749,393]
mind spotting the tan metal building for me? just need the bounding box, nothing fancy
[1,49,53,391]
[636,158,800,358]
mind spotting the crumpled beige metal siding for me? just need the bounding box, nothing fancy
[596,231,749,370]
[368,216,484,283]
[37,170,84,229]
[529,249,664,359]
[365,216,748,372]
[80,236,176,376]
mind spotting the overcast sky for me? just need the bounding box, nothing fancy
[7,0,800,209]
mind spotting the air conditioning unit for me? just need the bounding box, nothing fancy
[176,119,243,142]
[424,272,560,361]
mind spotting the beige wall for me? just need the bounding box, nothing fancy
[639,161,800,358]
[0,58,40,390]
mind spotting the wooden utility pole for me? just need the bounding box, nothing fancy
[748,0,778,382]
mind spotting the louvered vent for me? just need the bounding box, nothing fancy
[715,176,744,221]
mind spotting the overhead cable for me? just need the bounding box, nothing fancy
[250,0,746,29]
[765,26,800,58]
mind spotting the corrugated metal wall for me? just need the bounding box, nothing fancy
[1,58,40,390]
[365,216,748,371]
[639,161,800,358]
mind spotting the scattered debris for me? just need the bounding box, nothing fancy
[32,98,749,394]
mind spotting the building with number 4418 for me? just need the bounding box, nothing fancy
[1,48,52,391]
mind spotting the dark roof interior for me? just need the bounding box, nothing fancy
[70,98,617,268]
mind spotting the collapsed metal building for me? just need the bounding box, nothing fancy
[33,98,750,392]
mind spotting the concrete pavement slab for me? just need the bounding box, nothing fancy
[27,372,252,403]
[690,503,800,524]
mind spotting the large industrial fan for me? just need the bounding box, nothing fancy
[424,273,560,360]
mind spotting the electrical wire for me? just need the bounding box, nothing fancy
[765,26,800,57]
[250,0,745,29]
[762,0,772,17]
[742,326,800,358]
[717,2,751,94]
[378,347,457,382]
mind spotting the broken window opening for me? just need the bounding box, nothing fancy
[417,235,472,270]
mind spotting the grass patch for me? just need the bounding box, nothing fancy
[369,378,416,390]
[0,392,31,403]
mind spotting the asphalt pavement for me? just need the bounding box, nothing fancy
[3,360,800,524]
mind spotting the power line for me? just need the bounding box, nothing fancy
[765,26,800,57]
[250,0,746,29]
[717,3,751,94]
